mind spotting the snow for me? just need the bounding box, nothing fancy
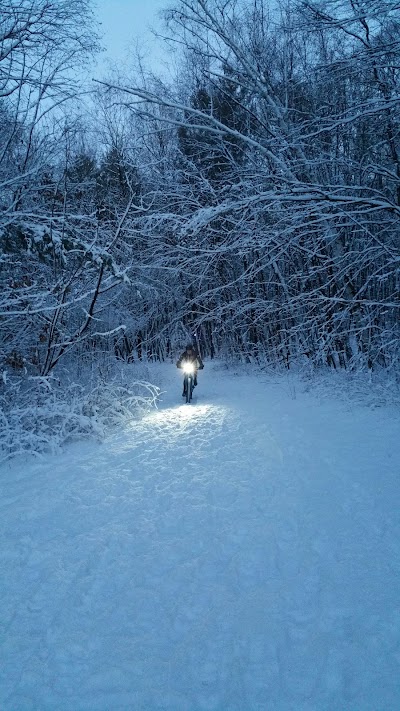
[1,362,400,710]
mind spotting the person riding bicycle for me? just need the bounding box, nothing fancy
[177,344,204,392]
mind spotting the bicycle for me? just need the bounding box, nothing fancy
[182,361,195,403]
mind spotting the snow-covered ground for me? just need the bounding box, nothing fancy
[1,362,400,710]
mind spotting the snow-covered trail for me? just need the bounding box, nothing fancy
[1,364,400,710]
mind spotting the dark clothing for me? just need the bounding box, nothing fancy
[176,349,204,370]
[177,349,203,391]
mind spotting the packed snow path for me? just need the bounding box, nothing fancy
[1,364,400,710]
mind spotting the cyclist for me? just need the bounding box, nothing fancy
[176,344,204,394]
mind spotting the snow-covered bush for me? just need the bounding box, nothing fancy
[0,367,160,462]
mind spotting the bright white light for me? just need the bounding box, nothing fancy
[182,362,195,374]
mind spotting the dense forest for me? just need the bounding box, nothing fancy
[1,0,399,456]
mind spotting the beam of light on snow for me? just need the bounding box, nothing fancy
[142,403,227,427]
[125,403,230,445]
[110,402,229,455]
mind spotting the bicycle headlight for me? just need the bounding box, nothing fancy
[183,361,194,374]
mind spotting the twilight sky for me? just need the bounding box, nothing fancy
[94,0,170,73]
